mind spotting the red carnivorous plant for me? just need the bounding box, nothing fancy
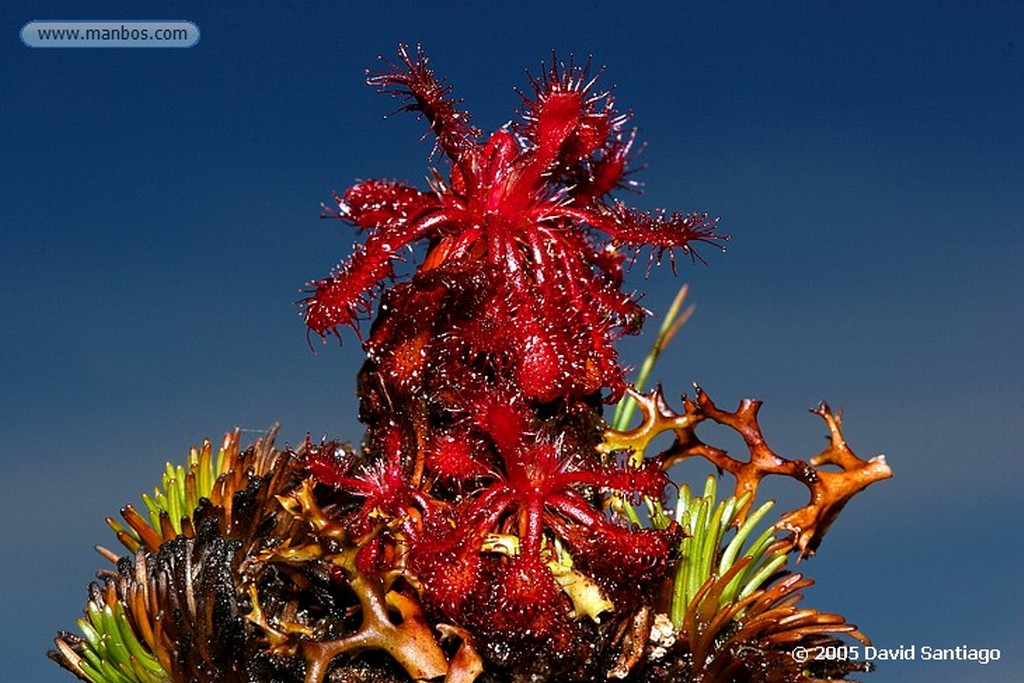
[301,44,720,677]
[52,45,891,683]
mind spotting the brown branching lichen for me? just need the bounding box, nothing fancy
[605,386,892,556]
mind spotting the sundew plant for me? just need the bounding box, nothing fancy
[52,45,893,683]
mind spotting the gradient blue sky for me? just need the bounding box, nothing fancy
[3,2,1021,681]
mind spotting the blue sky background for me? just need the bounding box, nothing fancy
[2,2,1021,681]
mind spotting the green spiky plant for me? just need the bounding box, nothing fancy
[53,584,169,683]
[51,429,317,683]
[104,433,238,555]
[52,436,241,683]
[667,476,787,626]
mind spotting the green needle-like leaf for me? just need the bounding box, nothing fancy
[669,475,790,628]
